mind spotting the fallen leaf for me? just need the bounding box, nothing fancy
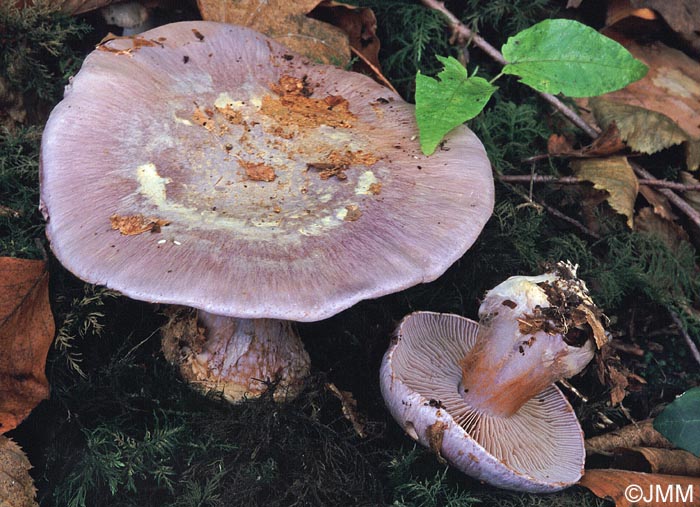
[0,258,54,434]
[680,171,700,213]
[612,447,700,476]
[579,469,700,506]
[196,0,350,66]
[631,0,700,53]
[586,419,674,455]
[606,0,657,26]
[635,207,690,253]
[572,156,639,228]
[638,185,677,221]
[549,123,626,158]
[326,382,367,438]
[586,34,700,169]
[0,436,37,507]
[309,1,380,69]
[654,387,700,457]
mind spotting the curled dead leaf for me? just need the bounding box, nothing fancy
[612,447,700,476]
[579,469,700,506]
[630,0,700,53]
[586,419,674,455]
[572,156,639,228]
[585,34,700,169]
[549,123,625,158]
[0,258,54,434]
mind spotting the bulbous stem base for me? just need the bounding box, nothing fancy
[161,307,310,403]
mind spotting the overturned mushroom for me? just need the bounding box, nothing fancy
[380,262,606,492]
[40,22,494,402]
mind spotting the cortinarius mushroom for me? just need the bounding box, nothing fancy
[380,262,606,492]
[40,21,494,402]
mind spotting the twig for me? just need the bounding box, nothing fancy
[631,162,700,230]
[420,0,600,137]
[503,181,601,239]
[669,311,700,367]
[421,0,700,233]
[499,174,700,191]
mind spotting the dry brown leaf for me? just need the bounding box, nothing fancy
[0,258,54,434]
[0,436,37,507]
[638,185,677,221]
[579,469,700,506]
[631,0,700,53]
[326,382,366,438]
[572,156,639,228]
[549,123,626,158]
[680,171,700,213]
[586,419,674,455]
[310,1,380,69]
[585,34,700,169]
[613,447,700,476]
[635,207,690,253]
[196,0,351,66]
[606,0,657,26]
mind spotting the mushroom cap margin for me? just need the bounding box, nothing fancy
[379,311,586,493]
[40,22,494,322]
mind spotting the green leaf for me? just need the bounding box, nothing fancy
[415,56,497,155]
[654,387,700,457]
[501,19,648,97]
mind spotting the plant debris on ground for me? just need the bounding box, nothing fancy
[1,0,699,506]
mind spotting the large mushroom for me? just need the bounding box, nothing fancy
[380,262,607,492]
[40,21,494,402]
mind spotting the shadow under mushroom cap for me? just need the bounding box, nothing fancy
[40,21,494,322]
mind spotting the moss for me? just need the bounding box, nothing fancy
[0,126,44,258]
[0,2,90,105]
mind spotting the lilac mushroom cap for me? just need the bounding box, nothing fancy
[40,21,494,401]
[380,264,606,492]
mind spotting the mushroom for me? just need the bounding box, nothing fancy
[40,21,494,402]
[101,2,153,36]
[380,262,606,492]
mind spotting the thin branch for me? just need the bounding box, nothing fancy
[499,174,700,191]
[669,311,700,367]
[420,0,600,137]
[420,0,700,231]
[631,162,700,230]
[502,181,601,239]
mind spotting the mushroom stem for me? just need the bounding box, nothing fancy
[459,264,600,418]
[162,310,310,403]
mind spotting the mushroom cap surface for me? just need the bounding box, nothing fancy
[380,311,585,493]
[41,21,494,322]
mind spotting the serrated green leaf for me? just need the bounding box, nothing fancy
[654,387,700,457]
[501,19,648,97]
[415,56,497,155]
